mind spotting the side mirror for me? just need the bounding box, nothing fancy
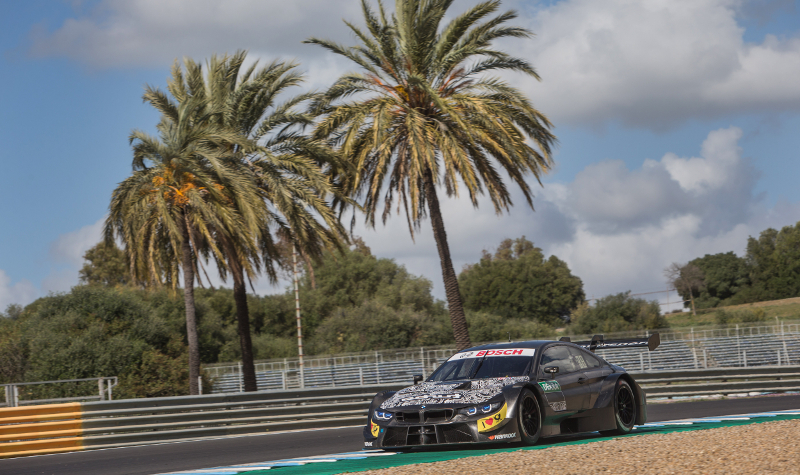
[543,366,559,378]
[413,375,423,385]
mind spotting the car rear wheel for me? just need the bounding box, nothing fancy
[518,388,541,444]
[601,379,636,436]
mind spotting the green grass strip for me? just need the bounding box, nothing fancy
[240,414,800,475]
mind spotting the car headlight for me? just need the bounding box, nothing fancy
[459,402,503,416]
[374,410,393,421]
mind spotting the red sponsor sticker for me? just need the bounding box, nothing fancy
[449,348,535,361]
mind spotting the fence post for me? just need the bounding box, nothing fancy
[736,324,740,367]
[238,362,243,392]
[98,378,105,401]
[108,379,114,400]
[12,385,19,407]
[375,351,381,385]
[692,348,698,369]
[198,376,203,395]
[743,350,747,368]
[359,367,364,386]
[703,349,708,368]
[640,353,644,371]
[777,349,781,366]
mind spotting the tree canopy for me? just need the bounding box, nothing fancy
[458,237,584,325]
[569,292,667,334]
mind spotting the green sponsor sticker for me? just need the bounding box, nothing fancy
[538,380,561,393]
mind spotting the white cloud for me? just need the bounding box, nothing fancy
[28,0,360,69]
[509,0,800,128]
[27,0,800,129]
[346,126,800,306]
[0,270,38,310]
[49,218,105,267]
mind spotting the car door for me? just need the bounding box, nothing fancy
[568,346,612,408]
[537,345,589,414]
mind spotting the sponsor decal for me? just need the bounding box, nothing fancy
[364,441,373,447]
[448,348,535,361]
[379,377,529,409]
[489,432,517,440]
[477,403,508,432]
[400,393,463,403]
[538,380,567,412]
[370,421,380,438]
[538,380,561,393]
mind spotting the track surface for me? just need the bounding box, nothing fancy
[3,394,799,475]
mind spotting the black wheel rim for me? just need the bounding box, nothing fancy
[521,395,539,436]
[617,385,635,426]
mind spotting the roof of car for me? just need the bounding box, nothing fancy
[458,340,561,352]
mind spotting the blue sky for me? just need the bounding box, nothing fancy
[1,0,799,311]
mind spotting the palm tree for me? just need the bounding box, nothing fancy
[306,0,556,350]
[149,53,347,391]
[106,96,261,395]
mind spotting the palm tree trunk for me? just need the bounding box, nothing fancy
[423,168,472,350]
[223,240,258,392]
[180,214,201,395]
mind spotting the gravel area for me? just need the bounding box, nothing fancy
[358,419,800,475]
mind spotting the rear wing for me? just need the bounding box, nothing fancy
[559,332,660,353]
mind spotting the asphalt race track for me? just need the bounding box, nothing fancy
[2,394,799,475]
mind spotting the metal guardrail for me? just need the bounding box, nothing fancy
[2,366,798,458]
[2,377,118,408]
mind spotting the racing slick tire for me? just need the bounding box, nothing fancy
[517,388,542,444]
[600,379,637,436]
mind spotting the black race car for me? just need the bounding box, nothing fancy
[364,334,659,448]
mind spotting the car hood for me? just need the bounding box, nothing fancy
[379,376,530,409]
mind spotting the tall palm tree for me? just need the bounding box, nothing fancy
[148,53,347,391]
[306,0,556,350]
[106,97,261,395]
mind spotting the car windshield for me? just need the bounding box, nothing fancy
[427,356,532,381]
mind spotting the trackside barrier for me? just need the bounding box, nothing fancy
[0,384,404,459]
[0,403,85,458]
[2,366,798,459]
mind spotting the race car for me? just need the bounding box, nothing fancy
[364,333,659,448]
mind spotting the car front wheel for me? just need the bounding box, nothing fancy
[517,388,542,444]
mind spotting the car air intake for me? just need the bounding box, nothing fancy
[396,411,420,423]
[382,427,408,447]
[423,409,454,423]
[439,423,474,443]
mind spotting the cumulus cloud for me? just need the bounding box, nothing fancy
[345,126,800,307]
[49,218,105,267]
[26,0,800,129]
[0,270,38,311]
[559,127,760,236]
[28,0,360,68]
[508,0,800,128]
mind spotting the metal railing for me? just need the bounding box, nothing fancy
[2,377,118,408]
[204,320,800,394]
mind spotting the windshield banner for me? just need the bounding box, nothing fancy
[448,348,535,361]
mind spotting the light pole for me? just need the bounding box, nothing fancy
[292,245,305,388]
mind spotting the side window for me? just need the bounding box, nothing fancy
[568,347,602,369]
[540,346,577,374]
